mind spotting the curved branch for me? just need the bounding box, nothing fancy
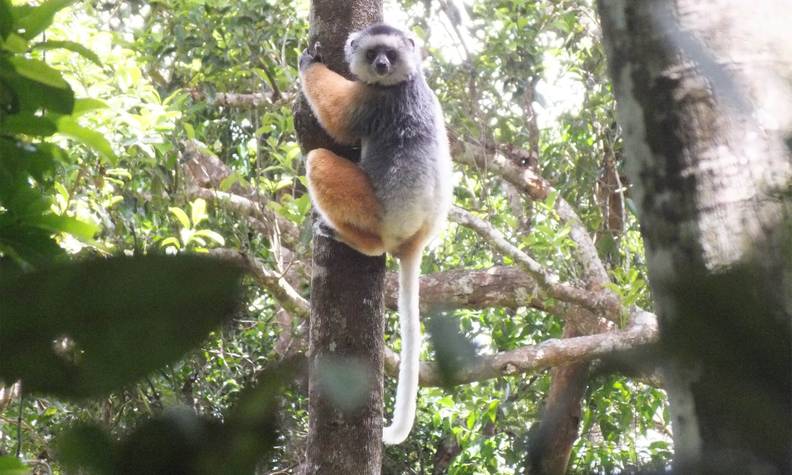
[450,133,611,288]
[210,249,310,319]
[449,206,621,318]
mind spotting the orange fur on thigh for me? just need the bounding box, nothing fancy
[307,148,384,255]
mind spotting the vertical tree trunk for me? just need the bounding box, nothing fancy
[525,327,589,475]
[597,1,792,472]
[294,2,384,473]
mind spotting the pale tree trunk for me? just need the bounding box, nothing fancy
[597,1,792,472]
[294,1,384,473]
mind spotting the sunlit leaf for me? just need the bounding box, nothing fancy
[1,33,27,53]
[190,198,207,226]
[72,98,109,116]
[56,116,116,163]
[34,214,99,241]
[32,40,102,66]
[159,237,181,249]
[192,229,225,246]
[169,206,191,229]
[8,56,69,88]
[15,0,77,40]
[183,122,195,139]
[218,173,240,192]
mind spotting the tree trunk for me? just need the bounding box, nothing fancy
[597,1,792,472]
[525,327,589,475]
[294,2,384,473]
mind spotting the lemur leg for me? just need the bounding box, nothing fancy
[306,148,385,256]
[300,63,366,145]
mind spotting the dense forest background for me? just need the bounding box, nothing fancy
[5,0,786,473]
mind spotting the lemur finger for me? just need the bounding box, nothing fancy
[312,41,323,62]
[299,48,316,71]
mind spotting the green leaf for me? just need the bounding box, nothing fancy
[192,229,225,246]
[8,56,69,89]
[0,456,28,475]
[159,236,181,249]
[218,172,241,192]
[32,40,102,66]
[183,122,195,139]
[0,65,74,113]
[34,214,99,241]
[72,98,109,116]
[0,255,244,398]
[55,116,116,163]
[168,206,191,229]
[1,33,28,53]
[0,0,11,41]
[190,198,207,226]
[15,0,77,40]
[0,113,56,136]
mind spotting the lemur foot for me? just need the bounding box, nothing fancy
[313,217,336,240]
[299,41,322,70]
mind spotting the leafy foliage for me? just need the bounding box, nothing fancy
[0,255,243,398]
[0,0,670,473]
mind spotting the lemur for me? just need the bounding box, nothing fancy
[299,24,453,444]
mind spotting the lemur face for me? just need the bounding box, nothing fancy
[345,24,419,86]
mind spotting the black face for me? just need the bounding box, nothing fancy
[365,47,399,75]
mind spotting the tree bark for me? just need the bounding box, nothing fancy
[294,1,384,473]
[524,329,589,475]
[597,1,792,472]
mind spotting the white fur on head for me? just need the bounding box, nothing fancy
[345,25,420,86]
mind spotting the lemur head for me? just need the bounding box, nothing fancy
[345,24,420,86]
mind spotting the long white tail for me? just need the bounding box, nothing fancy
[382,250,422,445]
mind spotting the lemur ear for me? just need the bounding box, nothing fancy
[407,37,415,49]
[346,30,362,50]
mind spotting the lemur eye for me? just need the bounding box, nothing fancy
[366,49,376,61]
[385,50,398,62]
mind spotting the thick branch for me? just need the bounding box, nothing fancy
[384,265,543,312]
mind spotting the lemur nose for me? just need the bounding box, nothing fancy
[374,59,390,74]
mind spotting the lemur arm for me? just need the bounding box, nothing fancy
[299,48,365,145]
